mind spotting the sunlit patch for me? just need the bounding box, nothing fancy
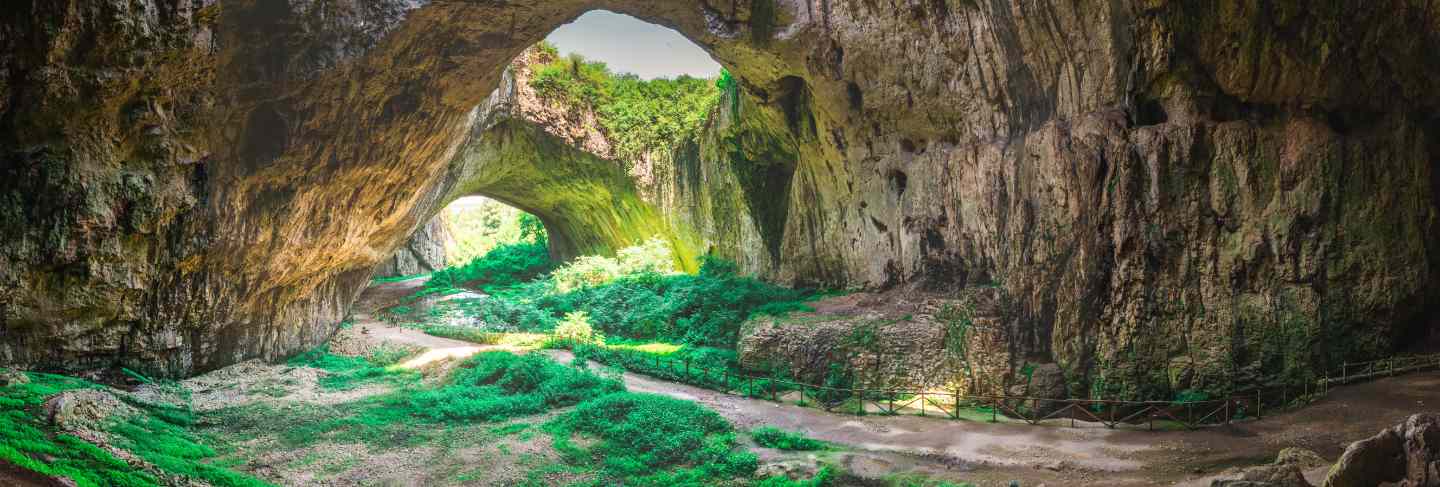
[607,342,683,356]
[392,346,485,370]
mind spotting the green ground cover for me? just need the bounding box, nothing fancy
[0,372,271,487]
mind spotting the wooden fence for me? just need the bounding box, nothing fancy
[560,340,1440,431]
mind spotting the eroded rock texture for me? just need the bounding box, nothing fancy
[372,215,448,278]
[1,0,1437,399]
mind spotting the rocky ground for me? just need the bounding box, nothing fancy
[203,279,1440,486]
[6,278,1435,487]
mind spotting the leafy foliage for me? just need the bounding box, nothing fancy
[553,311,603,345]
[410,352,623,422]
[750,426,828,451]
[443,196,543,265]
[551,237,678,292]
[528,43,722,162]
[427,241,554,294]
[533,268,814,348]
[547,392,757,485]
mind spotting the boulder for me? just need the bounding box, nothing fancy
[1209,448,1326,487]
[1276,448,1329,470]
[0,369,29,387]
[42,390,135,431]
[1325,413,1440,487]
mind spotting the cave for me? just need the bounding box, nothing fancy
[2,1,1439,485]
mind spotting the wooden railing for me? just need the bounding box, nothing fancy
[551,339,1440,431]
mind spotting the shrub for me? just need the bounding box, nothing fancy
[548,392,757,483]
[427,241,553,293]
[554,311,603,345]
[538,264,814,348]
[750,426,828,451]
[527,46,721,162]
[551,237,677,292]
[410,352,622,422]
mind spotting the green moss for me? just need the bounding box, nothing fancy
[0,372,270,487]
[750,0,777,46]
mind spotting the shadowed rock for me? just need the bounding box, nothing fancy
[0,0,1435,391]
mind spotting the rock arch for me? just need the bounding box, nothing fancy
[0,0,1436,399]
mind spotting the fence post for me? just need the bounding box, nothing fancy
[770,370,778,402]
[991,397,997,423]
[954,389,961,421]
[1224,395,1231,425]
[1342,362,1347,383]
[1256,391,1262,419]
[684,358,691,382]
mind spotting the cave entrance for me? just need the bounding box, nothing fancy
[373,196,547,280]
[416,10,735,275]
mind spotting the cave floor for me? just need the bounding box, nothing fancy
[184,278,1438,486]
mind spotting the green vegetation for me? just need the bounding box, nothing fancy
[530,254,815,348]
[286,345,420,391]
[425,236,816,349]
[443,197,536,265]
[206,349,784,485]
[427,241,554,294]
[0,372,270,487]
[749,427,828,451]
[529,42,722,162]
[548,392,758,485]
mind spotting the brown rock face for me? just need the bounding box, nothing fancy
[373,216,448,278]
[0,0,1437,394]
[1325,413,1440,487]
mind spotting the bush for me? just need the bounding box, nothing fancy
[548,392,757,483]
[431,296,559,332]
[554,311,603,345]
[750,426,828,451]
[428,241,553,293]
[411,352,623,422]
[551,237,677,292]
[539,268,814,348]
[527,44,721,162]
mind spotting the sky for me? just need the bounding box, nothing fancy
[543,10,722,80]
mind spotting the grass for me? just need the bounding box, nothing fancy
[546,392,758,485]
[423,240,820,349]
[210,351,626,454]
[285,345,421,391]
[750,427,828,451]
[0,371,271,487]
[206,349,775,486]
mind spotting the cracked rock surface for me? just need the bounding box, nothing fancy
[0,0,1435,398]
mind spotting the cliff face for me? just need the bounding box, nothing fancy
[1,0,1436,397]
[373,216,447,278]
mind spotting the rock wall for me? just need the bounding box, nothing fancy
[372,216,448,277]
[0,0,1436,398]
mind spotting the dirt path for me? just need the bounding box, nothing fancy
[345,278,1440,486]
